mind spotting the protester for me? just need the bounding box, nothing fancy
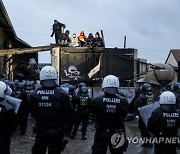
[51,19,66,44]
[70,33,79,47]
[78,31,87,47]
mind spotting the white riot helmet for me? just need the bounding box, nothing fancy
[0,81,8,98]
[159,91,176,105]
[39,66,58,87]
[102,75,119,94]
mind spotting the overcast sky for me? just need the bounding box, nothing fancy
[3,0,180,63]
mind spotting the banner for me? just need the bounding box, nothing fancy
[88,53,103,78]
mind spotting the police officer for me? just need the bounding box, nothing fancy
[0,81,17,154]
[29,66,73,154]
[71,86,91,140]
[15,81,26,134]
[135,83,154,147]
[171,82,180,111]
[18,81,35,135]
[64,85,77,137]
[7,81,16,96]
[90,75,129,154]
[76,82,86,96]
[148,91,180,154]
[15,81,25,98]
[68,85,76,101]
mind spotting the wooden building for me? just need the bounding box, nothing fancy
[0,0,37,79]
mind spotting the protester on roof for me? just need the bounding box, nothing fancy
[84,33,94,47]
[78,31,87,47]
[51,19,66,44]
[94,32,105,47]
[60,30,71,46]
[70,33,79,47]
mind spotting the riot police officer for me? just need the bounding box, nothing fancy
[71,86,91,140]
[148,91,180,154]
[0,81,17,154]
[18,81,35,135]
[90,75,129,154]
[171,82,180,111]
[15,81,25,98]
[135,83,154,147]
[7,81,16,96]
[29,66,73,154]
[64,85,77,137]
[76,82,86,96]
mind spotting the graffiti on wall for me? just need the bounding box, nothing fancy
[64,66,81,80]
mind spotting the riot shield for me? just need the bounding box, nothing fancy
[5,95,22,113]
[138,101,160,126]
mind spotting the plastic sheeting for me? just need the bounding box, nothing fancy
[138,63,177,85]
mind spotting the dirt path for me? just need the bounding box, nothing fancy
[10,119,180,154]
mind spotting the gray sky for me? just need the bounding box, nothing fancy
[3,0,180,63]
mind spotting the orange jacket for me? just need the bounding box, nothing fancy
[78,31,87,42]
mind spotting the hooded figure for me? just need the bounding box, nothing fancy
[60,30,71,46]
[94,32,104,47]
[78,31,87,47]
[70,33,79,47]
[84,33,94,47]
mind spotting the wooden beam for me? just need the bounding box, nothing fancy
[0,45,58,56]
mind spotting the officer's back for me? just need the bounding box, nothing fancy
[29,66,73,154]
[148,91,180,154]
[30,86,71,128]
[90,75,129,154]
[0,81,17,154]
[91,93,128,129]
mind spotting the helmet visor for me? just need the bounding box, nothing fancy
[103,87,119,95]
[160,104,176,112]
[81,92,88,97]
[40,79,57,88]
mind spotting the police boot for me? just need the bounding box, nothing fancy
[81,135,87,140]
[70,135,75,139]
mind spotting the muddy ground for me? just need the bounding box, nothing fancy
[10,119,180,154]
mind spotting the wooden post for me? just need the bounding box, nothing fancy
[124,36,126,48]
[100,30,105,47]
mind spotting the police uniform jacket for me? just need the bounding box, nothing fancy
[75,95,91,115]
[29,87,73,129]
[0,100,17,136]
[135,92,154,108]
[148,107,180,137]
[90,93,129,130]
